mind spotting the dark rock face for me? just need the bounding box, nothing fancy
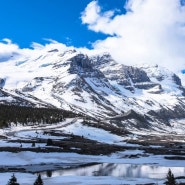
[115,66,153,91]
[0,78,5,88]
[22,77,44,92]
[110,109,146,122]
[109,109,150,129]
[124,66,150,83]
[91,53,115,68]
[22,77,55,92]
[92,55,160,93]
[147,103,185,125]
[123,66,161,91]
[69,54,93,74]
[134,82,161,90]
[172,74,182,86]
[48,49,59,53]
[0,88,38,107]
[68,54,108,82]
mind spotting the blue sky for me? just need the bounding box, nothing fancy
[1,0,185,74]
[0,0,125,48]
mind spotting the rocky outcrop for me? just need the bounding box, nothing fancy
[69,54,92,73]
[92,55,161,93]
[0,78,5,88]
[134,82,161,90]
[172,74,182,86]
[109,109,150,129]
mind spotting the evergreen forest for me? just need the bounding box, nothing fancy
[0,104,77,128]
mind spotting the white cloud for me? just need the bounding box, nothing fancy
[81,1,101,25]
[0,39,72,62]
[81,1,115,34]
[43,38,59,44]
[0,40,20,62]
[81,0,185,73]
[31,42,45,50]
[2,38,12,45]
[33,39,72,52]
[0,39,19,53]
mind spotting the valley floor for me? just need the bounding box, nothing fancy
[0,118,185,185]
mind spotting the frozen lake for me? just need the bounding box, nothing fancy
[40,163,185,180]
[1,162,185,185]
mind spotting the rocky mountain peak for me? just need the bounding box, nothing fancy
[69,53,92,74]
[0,50,185,131]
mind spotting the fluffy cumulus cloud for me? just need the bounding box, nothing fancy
[0,39,20,62]
[0,39,72,62]
[31,39,69,51]
[81,0,185,72]
[0,39,38,62]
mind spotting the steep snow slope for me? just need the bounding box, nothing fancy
[1,47,185,130]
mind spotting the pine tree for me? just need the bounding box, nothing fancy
[46,138,53,146]
[7,174,20,185]
[34,174,43,185]
[165,169,177,185]
[32,141,36,147]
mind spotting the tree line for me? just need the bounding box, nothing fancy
[7,174,43,185]
[0,104,77,128]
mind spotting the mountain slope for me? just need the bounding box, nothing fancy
[1,47,185,131]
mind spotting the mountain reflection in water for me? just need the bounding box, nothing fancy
[41,163,185,180]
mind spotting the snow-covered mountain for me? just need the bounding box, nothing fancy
[1,47,185,131]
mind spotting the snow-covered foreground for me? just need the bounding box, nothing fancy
[2,118,125,145]
[0,172,165,185]
[0,119,185,185]
[0,151,185,185]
